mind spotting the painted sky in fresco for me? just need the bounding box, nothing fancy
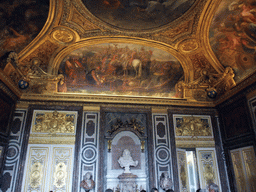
[58,43,184,98]
[0,0,49,65]
[210,0,256,83]
[82,0,196,30]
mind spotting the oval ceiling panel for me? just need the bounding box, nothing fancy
[82,0,196,30]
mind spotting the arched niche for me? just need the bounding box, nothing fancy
[106,131,147,190]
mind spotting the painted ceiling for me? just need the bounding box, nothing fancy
[0,0,255,106]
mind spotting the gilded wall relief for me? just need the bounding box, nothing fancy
[31,110,77,135]
[210,0,256,83]
[23,145,74,192]
[173,115,213,137]
[230,146,256,192]
[196,148,221,191]
[82,0,196,30]
[58,43,184,98]
[0,0,49,63]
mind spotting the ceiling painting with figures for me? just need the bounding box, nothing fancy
[82,0,196,30]
[209,0,256,83]
[58,43,184,98]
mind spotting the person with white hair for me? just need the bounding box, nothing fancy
[208,183,219,192]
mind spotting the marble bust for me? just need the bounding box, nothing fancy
[160,172,173,191]
[118,149,138,173]
[80,172,95,191]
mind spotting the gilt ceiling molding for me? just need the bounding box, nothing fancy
[198,0,225,74]
[19,93,214,107]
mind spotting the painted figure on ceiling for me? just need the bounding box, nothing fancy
[0,0,49,63]
[210,0,256,82]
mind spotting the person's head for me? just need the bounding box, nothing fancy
[105,189,113,192]
[208,183,219,192]
[151,188,158,192]
[85,172,92,180]
[141,190,146,192]
[166,190,174,192]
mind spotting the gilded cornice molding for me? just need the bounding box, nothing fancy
[19,93,214,107]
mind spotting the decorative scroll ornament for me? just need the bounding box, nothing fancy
[175,116,211,137]
[29,162,43,188]
[33,111,75,133]
[178,67,236,101]
[54,162,67,188]
[107,118,145,136]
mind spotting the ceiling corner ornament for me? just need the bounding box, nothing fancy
[67,5,100,33]
[156,19,193,41]
[51,28,75,44]
[19,40,59,73]
[178,39,199,53]
[179,67,236,101]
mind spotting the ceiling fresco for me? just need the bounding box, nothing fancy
[210,0,256,83]
[0,0,49,63]
[1,0,256,106]
[58,43,184,98]
[82,0,196,30]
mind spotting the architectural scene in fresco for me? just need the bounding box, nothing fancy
[58,43,184,98]
[0,0,49,65]
[210,0,256,83]
[83,0,196,30]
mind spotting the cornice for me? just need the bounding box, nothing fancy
[19,93,214,107]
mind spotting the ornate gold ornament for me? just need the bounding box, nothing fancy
[141,140,145,153]
[19,40,59,73]
[52,29,74,43]
[203,164,215,185]
[175,116,212,137]
[178,39,199,52]
[54,162,67,188]
[107,118,145,136]
[29,162,43,188]
[33,110,75,134]
[157,19,193,41]
[68,6,100,33]
[178,67,236,101]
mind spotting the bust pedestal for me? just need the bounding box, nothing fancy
[117,173,138,192]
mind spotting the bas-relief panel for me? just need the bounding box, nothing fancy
[58,43,183,98]
[173,115,213,137]
[0,0,49,64]
[82,0,196,30]
[210,0,256,83]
